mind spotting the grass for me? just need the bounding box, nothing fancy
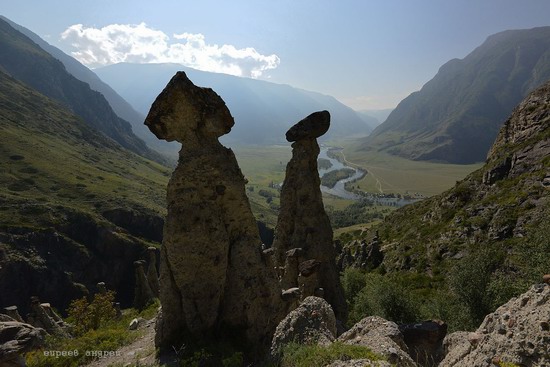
[281,342,385,367]
[232,144,291,187]
[0,72,170,233]
[25,301,159,367]
[232,144,401,230]
[327,137,482,197]
[333,221,381,238]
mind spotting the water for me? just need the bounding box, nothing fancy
[318,147,365,200]
[318,147,418,206]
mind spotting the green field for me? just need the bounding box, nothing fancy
[328,138,482,197]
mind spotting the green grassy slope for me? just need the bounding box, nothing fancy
[0,70,169,312]
[342,81,550,330]
[0,17,165,164]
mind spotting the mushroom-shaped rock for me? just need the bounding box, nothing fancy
[145,71,284,353]
[286,110,330,142]
[272,110,348,322]
[145,71,234,144]
[133,260,155,310]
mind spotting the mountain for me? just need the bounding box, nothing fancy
[357,108,393,127]
[0,17,165,164]
[361,27,550,164]
[0,68,169,314]
[0,16,146,135]
[346,80,549,330]
[95,63,371,152]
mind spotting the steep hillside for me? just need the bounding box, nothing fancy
[0,69,170,314]
[0,17,164,164]
[95,63,370,152]
[362,26,550,163]
[0,15,146,136]
[343,80,549,330]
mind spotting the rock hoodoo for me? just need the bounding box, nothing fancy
[132,260,155,310]
[145,71,283,350]
[272,111,348,322]
[146,247,160,298]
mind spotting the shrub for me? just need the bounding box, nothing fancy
[349,273,420,325]
[67,291,116,336]
[447,245,505,326]
[341,268,366,304]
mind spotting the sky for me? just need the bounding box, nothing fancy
[3,0,550,110]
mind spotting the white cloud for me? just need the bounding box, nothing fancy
[60,23,280,78]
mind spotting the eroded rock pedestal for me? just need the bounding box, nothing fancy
[145,72,283,350]
[272,111,348,322]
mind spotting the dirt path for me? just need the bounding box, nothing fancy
[85,318,157,367]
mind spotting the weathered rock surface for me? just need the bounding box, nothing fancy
[439,283,550,367]
[0,315,45,367]
[132,260,155,310]
[337,233,384,272]
[26,297,69,338]
[273,110,347,322]
[338,316,417,367]
[145,71,283,350]
[0,215,148,317]
[360,79,550,288]
[146,247,160,297]
[270,296,337,358]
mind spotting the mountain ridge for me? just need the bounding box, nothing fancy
[0,68,168,314]
[0,17,165,164]
[95,62,372,153]
[351,79,550,329]
[362,26,550,164]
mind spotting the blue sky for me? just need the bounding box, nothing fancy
[3,0,550,109]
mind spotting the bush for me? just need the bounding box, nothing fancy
[67,291,116,336]
[448,245,505,326]
[341,268,366,304]
[349,274,420,325]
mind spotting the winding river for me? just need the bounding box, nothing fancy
[318,147,418,207]
[318,147,365,200]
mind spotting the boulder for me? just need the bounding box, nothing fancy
[338,316,416,367]
[285,110,330,142]
[272,110,347,322]
[399,320,447,366]
[0,317,45,367]
[439,283,550,367]
[2,307,23,323]
[271,297,337,358]
[145,71,283,351]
